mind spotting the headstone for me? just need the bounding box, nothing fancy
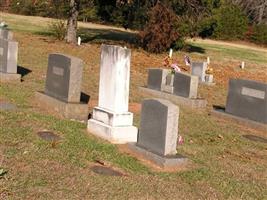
[191,62,207,82]
[35,53,88,121]
[147,68,169,91]
[0,29,13,40]
[0,38,18,74]
[88,44,137,143]
[44,53,83,103]
[173,72,198,98]
[225,79,267,124]
[161,73,174,93]
[205,74,213,83]
[137,99,179,156]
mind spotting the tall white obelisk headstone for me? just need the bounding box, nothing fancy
[87,44,137,143]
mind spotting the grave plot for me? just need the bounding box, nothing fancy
[211,78,267,131]
[87,44,138,144]
[140,68,207,109]
[0,34,21,82]
[129,98,187,168]
[35,53,89,121]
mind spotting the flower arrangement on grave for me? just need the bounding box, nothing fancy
[205,65,214,75]
[163,49,181,74]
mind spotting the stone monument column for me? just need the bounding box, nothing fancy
[87,44,138,144]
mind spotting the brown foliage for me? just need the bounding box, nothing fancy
[139,2,180,53]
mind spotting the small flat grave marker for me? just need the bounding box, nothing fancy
[90,165,124,176]
[0,102,16,111]
[37,131,61,142]
[243,135,267,143]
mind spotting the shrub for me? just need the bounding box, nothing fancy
[250,24,267,45]
[48,20,67,40]
[213,4,248,40]
[139,3,181,53]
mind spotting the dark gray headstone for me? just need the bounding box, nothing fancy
[225,79,267,124]
[191,62,207,82]
[0,29,13,40]
[173,72,198,98]
[147,68,168,91]
[45,53,83,103]
[0,38,18,74]
[137,99,179,156]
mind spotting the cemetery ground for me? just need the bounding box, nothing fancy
[0,13,267,199]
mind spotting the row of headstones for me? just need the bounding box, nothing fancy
[147,66,267,124]
[147,68,198,98]
[0,28,19,75]
[39,45,181,167]
[147,61,213,99]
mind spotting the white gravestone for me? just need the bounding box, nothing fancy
[87,44,137,144]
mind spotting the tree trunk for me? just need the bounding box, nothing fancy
[66,0,80,43]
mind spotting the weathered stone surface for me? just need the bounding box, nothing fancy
[0,29,13,40]
[139,86,207,109]
[225,79,267,124]
[173,72,198,98]
[0,72,21,83]
[161,73,174,94]
[35,91,88,122]
[0,38,18,74]
[191,62,207,82]
[87,44,137,143]
[137,98,179,156]
[147,68,169,91]
[44,53,83,103]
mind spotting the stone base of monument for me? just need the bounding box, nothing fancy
[35,91,89,122]
[139,87,207,109]
[0,72,21,83]
[200,81,216,86]
[128,143,187,168]
[87,119,138,144]
[211,107,267,132]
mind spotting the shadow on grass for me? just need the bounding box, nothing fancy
[17,66,32,77]
[185,44,206,54]
[78,28,138,45]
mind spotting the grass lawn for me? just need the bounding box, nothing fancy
[0,13,267,199]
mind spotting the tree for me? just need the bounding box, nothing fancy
[66,0,80,43]
[140,2,180,53]
[231,0,267,25]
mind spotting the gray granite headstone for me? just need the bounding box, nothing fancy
[191,62,207,82]
[147,68,168,91]
[0,29,13,40]
[137,98,179,156]
[0,38,18,74]
[225,79,267,124]
[45,53,83,103]
[173,72,198,98]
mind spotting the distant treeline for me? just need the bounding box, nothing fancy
[1,0,266,47]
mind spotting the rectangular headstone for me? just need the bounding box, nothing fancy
[191,62,207,82]
[147,68,169,91]
[45,53,83,103]
[225,79,267,124]
[88,44,137,143]
[0,29,13,40]
[0,38,18,74]
[173,72,198,98]
[98,45,131,113]
[137,99,179,156]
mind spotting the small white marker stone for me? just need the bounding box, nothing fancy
[77,37,81,46]
[241,61,245,69]
[207,57,210,64]
[169,48,173,58]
